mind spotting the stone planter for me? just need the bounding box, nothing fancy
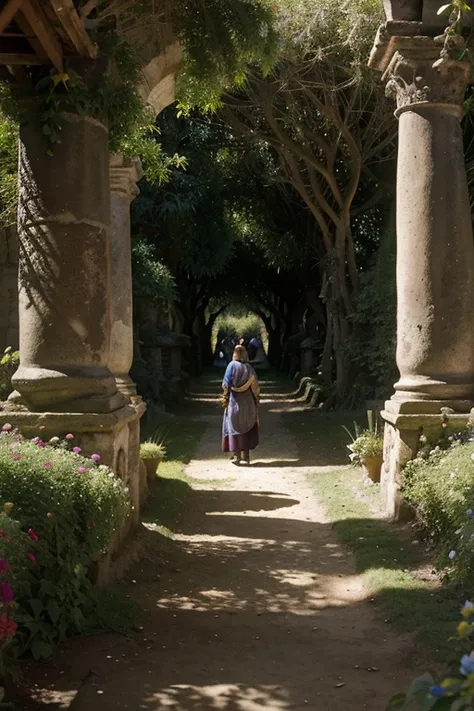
[382,0,422,21]
[142,458,161,488]
[361,455,383,483]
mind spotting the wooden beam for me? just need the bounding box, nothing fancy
[49,0,98,58]
[0,52,44,64]
[13,11,48,60]
[0,0,25,33]
[21,0,63,70]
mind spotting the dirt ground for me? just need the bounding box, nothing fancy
[25,375,420,710]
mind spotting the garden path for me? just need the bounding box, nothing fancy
[28,375,418,710]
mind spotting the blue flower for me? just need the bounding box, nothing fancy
[460,652,474,676]
[468,509,474,518]
[449,550,457,560]
[430,685,447,697]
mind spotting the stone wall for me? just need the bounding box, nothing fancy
[0,226,19,353]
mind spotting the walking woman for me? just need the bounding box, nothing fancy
[221,345,260,465]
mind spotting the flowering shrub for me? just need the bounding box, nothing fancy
[403,436,474,582]
[0,427,132,667]
[387,600,474,709]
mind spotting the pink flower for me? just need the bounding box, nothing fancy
[1,424,12,432]
[11,454,21,462]
[0,583,14,603]
[72,446,81,454]
[38,426,45,430]
[34,439,45,448]
[43,461,52,469]
[27,553,36,563]
[91,454,101,462]
[46,512,53,518]
[0,532,8,539]
[0,559,10,574]
[77,466,86,474]
[28,528,38,542]
[65,433,74,441]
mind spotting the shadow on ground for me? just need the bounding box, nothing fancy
[24,371,441,710]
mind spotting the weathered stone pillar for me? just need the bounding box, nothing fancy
[370,28,474,516]
[0,226,19,353]
[11,111,123,413]
[109,155,143,397]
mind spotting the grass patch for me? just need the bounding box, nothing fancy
[142,418,207,530]
[309,467,460,661]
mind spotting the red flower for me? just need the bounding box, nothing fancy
[0,583,14,603]
[27,553,36,563]
[0,612,16,639]
[0,531,8,538]
[28,528,39,542]
[91,523,96,528]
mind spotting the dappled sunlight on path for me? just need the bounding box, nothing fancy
[28,373,417,711]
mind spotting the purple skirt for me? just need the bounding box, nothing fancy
[222,423,259,453]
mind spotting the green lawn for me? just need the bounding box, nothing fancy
[283,408,463,664]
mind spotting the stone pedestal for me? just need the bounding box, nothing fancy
[109,155,143,398]
[370,27,474,516]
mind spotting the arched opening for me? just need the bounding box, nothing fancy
[212,308,269,369]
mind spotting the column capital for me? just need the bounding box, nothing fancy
[109,154,143,201]
[370,25,472,113]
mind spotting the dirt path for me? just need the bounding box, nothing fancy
[29,375,417,710]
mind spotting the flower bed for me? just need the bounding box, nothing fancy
[388,600,474,709]
[0,424,131,683]
[402,432,474,585]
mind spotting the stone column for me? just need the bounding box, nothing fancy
[11,111,123,413]
[109,155,143,397]
[0,226,19,353]
[370,30,474,516]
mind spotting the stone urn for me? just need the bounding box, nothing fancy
[143,458,161,488]
[139,442,165,488]
[361,456,383,483]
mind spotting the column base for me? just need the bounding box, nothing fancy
[115,374,137,398]
[10,365,126,413]
[381,397,473,519]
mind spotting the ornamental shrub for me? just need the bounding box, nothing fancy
[140,442,166,461]
[0,427,132,664]
[0,348,19,401]
[403,438,474,584]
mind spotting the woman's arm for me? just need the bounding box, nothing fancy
[222,361,234,390]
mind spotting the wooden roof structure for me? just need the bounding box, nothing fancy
[0,0,98,71]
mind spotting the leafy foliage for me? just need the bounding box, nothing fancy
[403,433,474,585]
[0,349,19,402]
[0,428,133,665]
[132,237,177,302]
[345,217,397,401]
[140,442,166,460]
[0,117,18,229]
[173,0,279,109]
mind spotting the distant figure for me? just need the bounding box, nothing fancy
[247,336,261,362]
[221,335,235,364]
[221,345,260,466]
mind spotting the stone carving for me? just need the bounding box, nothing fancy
[384,50,471,111]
